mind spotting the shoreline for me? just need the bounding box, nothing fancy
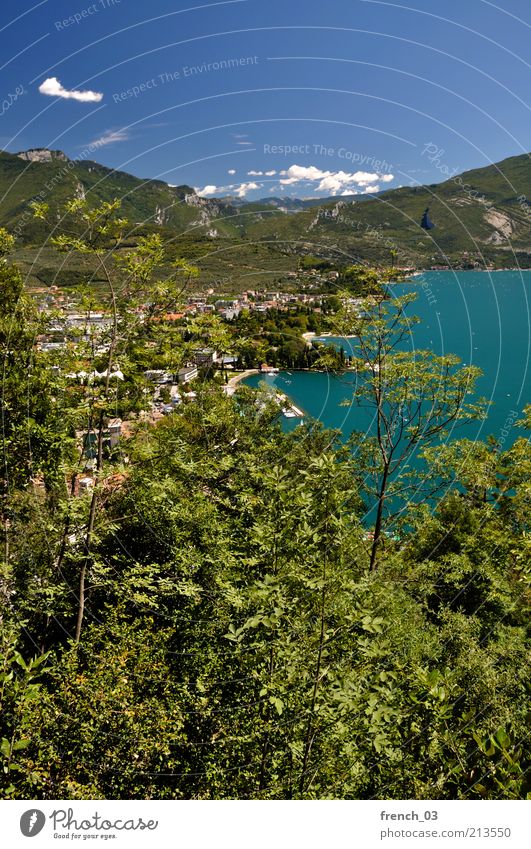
[405,267,527,277]
[303,331,358,342]
[224,368,260,396]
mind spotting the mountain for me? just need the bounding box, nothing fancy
[16,149,68,163]
[219,194,365,213]
[3,148,531,276]
[0,149,239,241]
[242,153,531,267]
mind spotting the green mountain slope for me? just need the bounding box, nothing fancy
[243,153,531,267]
[3,148,531,280]
[0,149,239,241]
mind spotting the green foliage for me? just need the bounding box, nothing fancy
[0,236,528,800]
[0,627,51,798]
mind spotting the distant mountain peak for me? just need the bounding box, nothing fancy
[16,148,68,163]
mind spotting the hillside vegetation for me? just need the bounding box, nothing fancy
[3,148,531,290]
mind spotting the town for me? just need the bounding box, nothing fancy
[31,268,380,495]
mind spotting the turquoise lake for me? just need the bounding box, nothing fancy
[245,271,530,447]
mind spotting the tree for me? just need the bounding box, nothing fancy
[0,228,70,620]
[336,290,485,569]
[32,199,198,641]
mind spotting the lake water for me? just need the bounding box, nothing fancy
[245,271,530,448]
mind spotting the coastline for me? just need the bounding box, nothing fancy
[224,368,260,396]
[303,331,358,342]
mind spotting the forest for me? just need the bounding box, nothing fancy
[0,201,529,800]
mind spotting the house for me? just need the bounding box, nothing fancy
[144,369,173,384]
[160,312,185,322]
[78,476,94,492]
[107,419,122,449]
[177,365,199,384]
[80,418,122,458]
[193,348,219,367]
[221,356,238,369]
[37,340,65,352]
[218,307,241,320]
[214,299,238,310]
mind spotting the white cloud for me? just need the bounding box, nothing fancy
[236,141,253,146]
[235,181,261,197]
[195,181,262,198]
[196,185,220,197]
[89,129,129,147]
[247,169,277,177]
[39,76,103,103]
[278,164,394,195]
[342,185,380,195]
[228,169,236,175]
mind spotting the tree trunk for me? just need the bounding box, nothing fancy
[75,409,104,643]
[370,463,390,571]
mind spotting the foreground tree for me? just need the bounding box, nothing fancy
[32,199,198,641]
[335,290,485,569]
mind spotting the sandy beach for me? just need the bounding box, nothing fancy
[224,369,260,396]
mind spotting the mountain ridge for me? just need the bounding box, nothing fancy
[2,147,531,270]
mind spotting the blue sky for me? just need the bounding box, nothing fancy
[2,0,531,199]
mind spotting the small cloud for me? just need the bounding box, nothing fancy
[39,76,103,103]
[140,121,172,129]
[89,129,129,147]
[231,133,253,145]
[228,169,236,175]
[265,169,276,176]
[247,170,263,176]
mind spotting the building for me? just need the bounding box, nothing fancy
[177,365,199,384]
[218,307,241,320]
[107,419,122,449]
[81,418,122,459]
[221,356,238,369]
[193,348,219,367]
[144,369,173,384]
